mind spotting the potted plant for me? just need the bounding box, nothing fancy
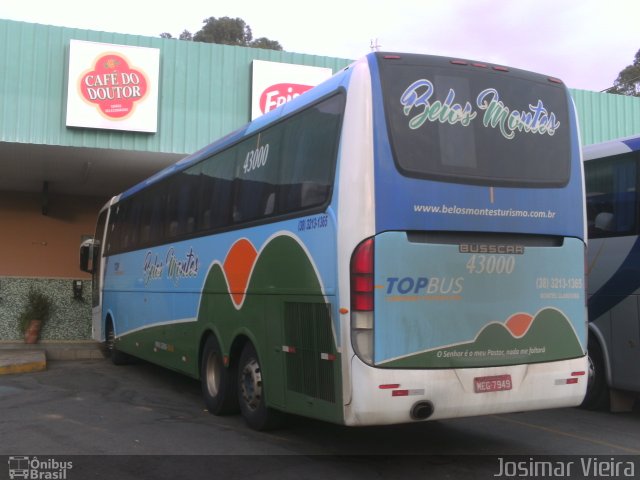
[18,288,53,344]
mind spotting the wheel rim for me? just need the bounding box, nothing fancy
[586,353,596,392]
[106,325,115,352]
[205,351,222,398]
[240,357,262,412]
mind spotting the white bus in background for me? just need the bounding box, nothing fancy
[583,134,640,410]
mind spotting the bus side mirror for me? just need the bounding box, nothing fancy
[80,238,94,273]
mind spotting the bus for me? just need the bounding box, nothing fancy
[583,134,640,410]
[80,52,588,430]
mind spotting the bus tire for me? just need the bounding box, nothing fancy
[237,342,283,431]
[581,338,610,410]
[200,335,238,415]
[105,319,133,366]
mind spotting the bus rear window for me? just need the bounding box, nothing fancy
[377,54,571,187]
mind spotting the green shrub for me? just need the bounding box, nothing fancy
[18,289,53,333]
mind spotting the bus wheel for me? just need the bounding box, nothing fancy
[581,338,609,410]
[237,342,283,431]
[105,320,132,366]
[200,335,238,415]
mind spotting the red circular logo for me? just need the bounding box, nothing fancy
[80,54,148,119]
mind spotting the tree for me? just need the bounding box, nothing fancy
[608,49,640,97]
[160,16,282,51]
[179,30,193,41]
[250,37,283,51]
[194,17,251,46]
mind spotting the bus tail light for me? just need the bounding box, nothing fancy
[351,238,374,364]
[351,238,374,311]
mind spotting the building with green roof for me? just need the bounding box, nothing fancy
[0,18,638,340]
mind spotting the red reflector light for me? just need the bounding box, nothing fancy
[379,384,401,390]
[351,238,374,312]
[383,55,401,60]
[352,294,373,311]
[571,371,586,376]
[392,390,409,397]
[352,276,372,293]
[450,60,468,65]
[472,63,488,68]
[493,66,509,72]
[567,378,579,384]
[548,77,563,84]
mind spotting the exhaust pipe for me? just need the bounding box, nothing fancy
[410,401,434,420]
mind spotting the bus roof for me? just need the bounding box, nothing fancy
[583,134,640,161]
[118,60,356,202]
[116,49,578,202]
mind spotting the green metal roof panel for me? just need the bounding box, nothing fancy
[4,18,638,153]
[570,88,640,145]
[0,19,351,155]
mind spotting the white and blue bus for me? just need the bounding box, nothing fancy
[81,52,588,430]
[583,134,640,409]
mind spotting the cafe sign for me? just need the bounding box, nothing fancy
[66,40,160,132]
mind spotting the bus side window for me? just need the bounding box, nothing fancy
[279,94,344,213]
[586,153,638,238]
[199,150,234,231]
[139,185,168,245]
[139,192,152,245]
[127,197,142,248]
[117,201,133,250]
[165,171,200,239]
[233,128,282,224]
[121,199,142,250]
[106,206,119,254]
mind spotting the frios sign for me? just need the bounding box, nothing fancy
[66,40,160,132]
[251,60,332,119]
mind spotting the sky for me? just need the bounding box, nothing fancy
[1,0,639,92]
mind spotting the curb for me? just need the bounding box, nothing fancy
[0,350,47,375]
[0,341,105,375]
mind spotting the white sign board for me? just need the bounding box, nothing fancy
[66,40,160,132]
[251,60,332,119]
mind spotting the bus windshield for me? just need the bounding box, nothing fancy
[377,53,570,187]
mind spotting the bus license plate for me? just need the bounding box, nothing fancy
[474,374,512,393]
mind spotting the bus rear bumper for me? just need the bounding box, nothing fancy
[344,354,588,427]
